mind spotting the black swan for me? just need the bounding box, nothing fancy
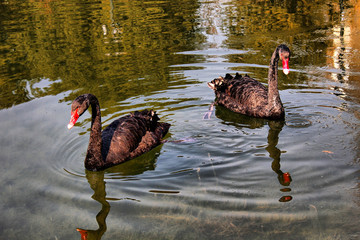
[67,94,170,171]
[207,44,290,119]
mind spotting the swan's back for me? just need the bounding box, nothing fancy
[225,73,267,105]
[208,73,272,117]
[101,110,170,166]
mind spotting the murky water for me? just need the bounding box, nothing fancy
[0,0,359,239]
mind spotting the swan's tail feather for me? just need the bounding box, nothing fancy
[207,76,224,90]
[131,109,160,122]
[224,73,233,80]
[207,73,244,90]
[234,73,243,80]
[131,109,170,136]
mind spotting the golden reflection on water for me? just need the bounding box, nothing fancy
[326,0,360,98]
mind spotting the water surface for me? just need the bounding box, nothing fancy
[0,0,359,239]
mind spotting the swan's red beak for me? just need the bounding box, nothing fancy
[282,58,290,75]
[68,108,79,129]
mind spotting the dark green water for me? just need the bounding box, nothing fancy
[0,0,359,239]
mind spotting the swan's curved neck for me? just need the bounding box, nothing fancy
[85,95,104,170]
[267,48,281,106]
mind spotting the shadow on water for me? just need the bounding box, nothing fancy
[214,105,292,202]
[105,144,163,177]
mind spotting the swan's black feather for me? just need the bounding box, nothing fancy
[208,45,290,119]
[69,95,170,171]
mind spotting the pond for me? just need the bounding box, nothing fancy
[0,0,359,239]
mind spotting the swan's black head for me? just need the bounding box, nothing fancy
[67,94,94,129]
[277,44,291,75]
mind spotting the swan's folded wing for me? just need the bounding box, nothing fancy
[102,116,148,163]
[102,112,170,165]
[227,76,267,104]
[129,122,170,158]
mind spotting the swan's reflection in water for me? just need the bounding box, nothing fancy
[77,171,109,240]
[75,146,162,239]
[215,106,293,202]
[266,121,293,202]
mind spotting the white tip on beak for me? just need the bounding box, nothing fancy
[283,69,289,75]
[67,123,74,129]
